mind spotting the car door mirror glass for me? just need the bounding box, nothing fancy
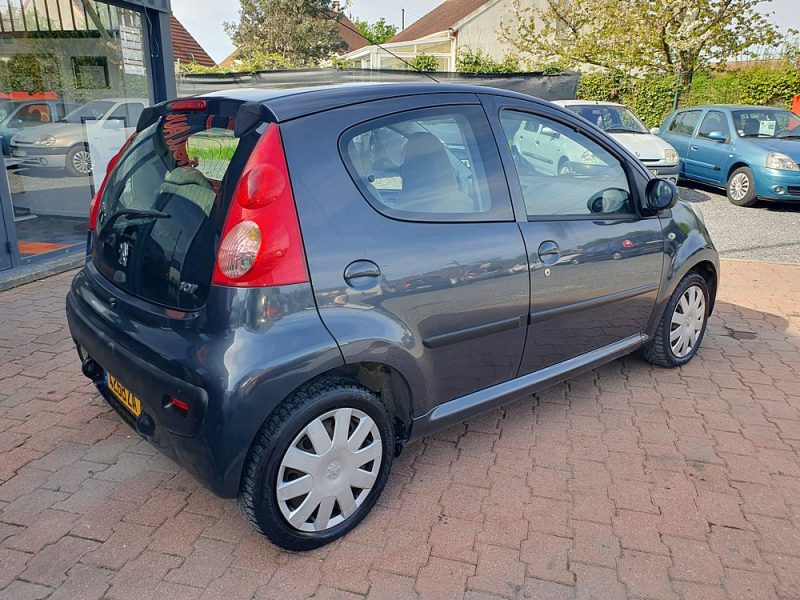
[541,126,560,139]
[587,188,630,214]
[646,178,678,211]
[707,130,727,142]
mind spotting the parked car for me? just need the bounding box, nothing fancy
[657,105,800,206]
[0,99,79,156]
[66,84,719,550]
[9,98,147,176]
[553,100,680,183]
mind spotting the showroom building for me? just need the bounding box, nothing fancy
[0,0,176,279]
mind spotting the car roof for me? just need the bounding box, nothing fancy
[675,104,786,112]
[553,99,625,108]
[198,83,548,123]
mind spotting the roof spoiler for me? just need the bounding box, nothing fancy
[137,98,278,138]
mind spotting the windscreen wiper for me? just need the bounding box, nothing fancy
[98,208,170,237]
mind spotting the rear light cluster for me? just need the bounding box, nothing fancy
[88,133,137,232]
[212,124,308,288]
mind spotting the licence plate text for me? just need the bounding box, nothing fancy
[106,373,142,417]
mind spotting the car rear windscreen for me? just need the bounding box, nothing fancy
[92,109,254,310]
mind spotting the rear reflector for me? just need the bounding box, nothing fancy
[170,99,207,112]
[212,124,308,288]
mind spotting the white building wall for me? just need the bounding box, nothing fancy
[455,0,544,60]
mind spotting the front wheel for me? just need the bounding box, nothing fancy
[642,272,710,368]
[238,378,394,550]
[65,145,92,177]
[726,166,757,207]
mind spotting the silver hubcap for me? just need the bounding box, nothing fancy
[670,285,706,358]
[72,150,92,174]
[276,408,382,532]
[729,172,749,201]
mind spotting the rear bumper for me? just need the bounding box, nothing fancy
[66,265,345,497]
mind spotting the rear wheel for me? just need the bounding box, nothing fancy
[726,166,757,207]
[238,378,394,550]
[643,272,710,368]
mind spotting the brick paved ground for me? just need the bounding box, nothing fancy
[1,259,799,600]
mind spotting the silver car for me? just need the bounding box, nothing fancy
[10,98,147,176]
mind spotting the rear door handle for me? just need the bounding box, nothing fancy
[537,240,560,266]
[344,260,381,289]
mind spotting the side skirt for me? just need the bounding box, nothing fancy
[408,333,647,441]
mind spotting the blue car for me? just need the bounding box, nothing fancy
[657,105,800,206]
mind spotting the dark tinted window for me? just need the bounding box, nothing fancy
[93,110,254,310]
[697,111,729,140]
[668,110,702,136]
[341,105,512,222]
[502,110,633,218]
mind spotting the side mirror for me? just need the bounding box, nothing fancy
[650,127,660,135]
[707,131,727,142]
[646,178,678,211]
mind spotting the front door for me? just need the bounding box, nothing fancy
[488,100,664,373]
[684,110,732,185]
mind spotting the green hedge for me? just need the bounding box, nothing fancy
[578,64,800,128]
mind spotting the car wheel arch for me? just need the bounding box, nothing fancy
[727,161,750,181]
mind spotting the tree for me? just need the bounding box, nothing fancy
[410,53,439,72]
[224,0,345,67]
[501,0,783,86]
[353,17,398,44]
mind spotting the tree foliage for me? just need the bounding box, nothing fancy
[501,0,783,85]
[410,53,439,72]
[224,0,345,67]
[353,17,398,44]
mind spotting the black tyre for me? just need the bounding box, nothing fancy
[726,166,757,207]
[238,377,394,550]
[65,145,92,177]
[642,272,710,368]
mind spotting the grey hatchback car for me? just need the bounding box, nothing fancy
[66,84,719,550]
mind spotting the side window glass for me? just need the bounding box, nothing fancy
[341,105,512,222]
[698,111,729,140]
[107,102,144,127]
[13,104,51,127]
[501,110,633,218]
[668,110,701,136]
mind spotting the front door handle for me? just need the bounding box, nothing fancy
[344,260,381,289]
[690,144,699,151]
[537,240,560,266]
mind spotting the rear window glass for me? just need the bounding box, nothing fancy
[93,110,252,310]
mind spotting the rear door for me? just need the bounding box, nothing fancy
[662,110,703,177]
[282,94,530,416]
[685,110,732,184]
[483,95,664,373]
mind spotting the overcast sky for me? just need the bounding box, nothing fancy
[171,0,800,64]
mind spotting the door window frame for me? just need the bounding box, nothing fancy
[338,103,515,224]
[696,110,731,142]
[495,105,645,223]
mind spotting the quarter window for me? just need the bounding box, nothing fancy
[501,110,633,218]
[341,106,512,222]
[668,110,702,136]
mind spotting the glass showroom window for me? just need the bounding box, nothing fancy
[0,0,152,266]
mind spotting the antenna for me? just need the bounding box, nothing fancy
[316,8,440,83]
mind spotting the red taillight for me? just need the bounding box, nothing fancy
[170,99,207,112]
[88,134,136,231]
[212,124,308,288]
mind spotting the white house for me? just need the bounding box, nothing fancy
[342,0,540,71]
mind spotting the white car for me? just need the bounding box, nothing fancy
[10,98,147,176]
[552,100,680,183]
